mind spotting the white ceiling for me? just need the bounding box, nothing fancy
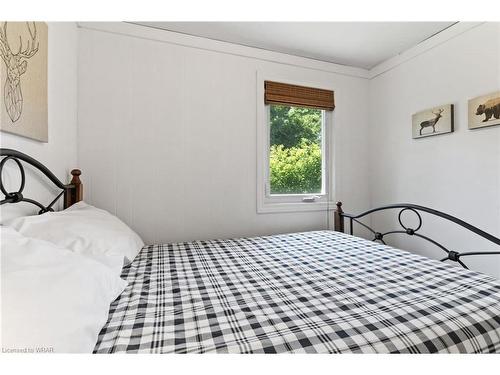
[135,22,456,69]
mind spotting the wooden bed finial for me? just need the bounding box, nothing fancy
[64,169,83,208]
[71,169,81,182]
[334,201,344,232]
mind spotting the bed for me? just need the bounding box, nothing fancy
[1,148,500,353]
[93,230,500,353]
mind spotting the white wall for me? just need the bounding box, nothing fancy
[2,21,498,278]
[0,23,79,221]
[77,23,371,245]
[368,23,500,277]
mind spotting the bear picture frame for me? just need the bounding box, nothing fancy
[468,91,500,130]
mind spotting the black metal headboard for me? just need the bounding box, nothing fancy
[0,148,82,214]
[334,202,500,270]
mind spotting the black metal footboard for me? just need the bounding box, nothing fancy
[333,202,500,269]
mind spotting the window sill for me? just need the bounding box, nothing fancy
[257,200,336,214]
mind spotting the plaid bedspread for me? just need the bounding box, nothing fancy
[94,231,500,353]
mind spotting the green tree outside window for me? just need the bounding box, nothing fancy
[269,105,323,194]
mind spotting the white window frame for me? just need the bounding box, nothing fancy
[256,73,334,214]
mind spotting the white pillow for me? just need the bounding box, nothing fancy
[1,226,127,353]
[6,201,144,265]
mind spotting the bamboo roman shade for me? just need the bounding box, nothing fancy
[264,81,335,111]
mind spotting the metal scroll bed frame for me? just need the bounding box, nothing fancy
[0,148,82,213]
[334,202,500,269]
[1,148,499,270]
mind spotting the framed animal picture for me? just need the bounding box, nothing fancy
[412,104,454,139]
[468,91,500,130]
[0,22,48,142]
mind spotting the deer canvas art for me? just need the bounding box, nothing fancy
[0,22,47,142]
[412,104,454,139]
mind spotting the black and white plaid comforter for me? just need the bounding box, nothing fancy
[94,231,500,353]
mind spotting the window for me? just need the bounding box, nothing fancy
[269,104,325,195]
[257,78,335,213]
